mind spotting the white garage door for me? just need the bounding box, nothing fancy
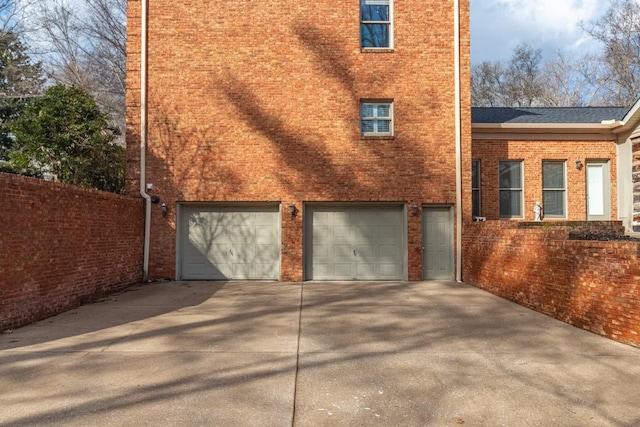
[179,205,280,280]
[305,205,405,281]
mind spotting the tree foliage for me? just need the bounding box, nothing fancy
[0,30,43,162]
[8,84,124,193]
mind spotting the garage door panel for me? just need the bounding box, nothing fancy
[379,263,400,278]
[356,225,375,241]
[180,205,280,280]
[306,205,405,281]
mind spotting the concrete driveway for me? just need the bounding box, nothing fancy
[1,281,639,426]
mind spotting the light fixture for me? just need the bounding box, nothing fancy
[288,203,297,218]
[575,159,583,170]
[161,203,168,216]
[411,203,419,216]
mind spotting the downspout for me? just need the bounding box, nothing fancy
[139,0,151,282]
[453,0,463,282]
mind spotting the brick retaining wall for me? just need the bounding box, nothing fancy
[463,221,640,347]
[0,173,144,330]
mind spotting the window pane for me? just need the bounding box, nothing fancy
[472,161,479,188]
[361,104,374,118]
[543,162,564,189]
[500,190,521,217]
[361,24,389,48]
[361,120,375,133]
[543,191,565,216]
[361,1,389,21]
[499,161,521,188]
[375,104,390,117]
[472,190,480,217]
[376,120,390,133]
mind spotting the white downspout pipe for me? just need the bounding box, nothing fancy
[453,0,463,282]
[139,0,151,282]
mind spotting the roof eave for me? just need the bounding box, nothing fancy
[472,123,618,134]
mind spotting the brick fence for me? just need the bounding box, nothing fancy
[463,221,640,347]
[0,173,144,330]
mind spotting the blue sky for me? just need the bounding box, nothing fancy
[470,0,610,64]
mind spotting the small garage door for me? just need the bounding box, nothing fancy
[178,205,280,280]
[305,205,405,281]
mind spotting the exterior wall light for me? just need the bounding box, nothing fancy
[288,203,298,218]
[575,159,583,170]
[411,203,419,216]
[161,203,168,216]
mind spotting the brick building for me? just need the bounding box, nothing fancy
[471,105,640,231]
[126,0,472,281]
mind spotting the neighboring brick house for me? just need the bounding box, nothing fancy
[126,1,472,281]
[471,104,640,232]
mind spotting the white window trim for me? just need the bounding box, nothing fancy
[360,101,394,137]
[499,160,524,219]
[542,160,567,219]
[360,0,394,50]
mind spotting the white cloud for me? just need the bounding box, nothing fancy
[470,0,607,64]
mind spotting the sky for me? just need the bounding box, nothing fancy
[470,0,610,65]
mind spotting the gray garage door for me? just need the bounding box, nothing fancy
[305,205,405,281]
[178,205,280,280]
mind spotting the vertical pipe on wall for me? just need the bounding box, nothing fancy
[454,0,463,282]
[139,0,151,281]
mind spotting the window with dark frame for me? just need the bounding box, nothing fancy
[360,101,393,136]
[542,161,566,218]
[472,160,481,218]
[499,161,523,218]
[360,0,392,49]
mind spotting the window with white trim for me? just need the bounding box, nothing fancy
[499,161,523,218]
[360,0,393,49]
[472,160,481,218]
[542,161,566,218]
[360,101,393,137]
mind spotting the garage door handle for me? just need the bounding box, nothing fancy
[353,249,356,256]
[229,249,233,255]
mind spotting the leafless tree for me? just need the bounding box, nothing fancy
[20,0,126,134]
[582,0,640,105]
[540,51,604,107]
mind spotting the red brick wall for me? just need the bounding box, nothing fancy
[0,173,144,330]
[463,221,640,347]
[127,0,472,280]
[472,138,617,221]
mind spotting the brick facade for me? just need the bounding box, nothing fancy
[472,138,618,221]
[463,221,640,347]
[126,0,471,281]
[0,173,144,331]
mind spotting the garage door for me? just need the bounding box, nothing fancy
[305,205,405,281]
[179,205,280,280]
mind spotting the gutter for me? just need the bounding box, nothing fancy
[454,0,462,283]
[139,0,150,282]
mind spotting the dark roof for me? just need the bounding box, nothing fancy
[472,107,630,124]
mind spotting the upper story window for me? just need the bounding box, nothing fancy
[499,161,523,218]
[361,101,393,137]
[360,0,393,49]
[542,161,566,218]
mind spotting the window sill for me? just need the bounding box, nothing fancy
[361,135,395,140]
[360,48,394,53]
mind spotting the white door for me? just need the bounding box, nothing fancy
[305,205,405,281]
[179,205,280,280]
[586,162,610,221]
